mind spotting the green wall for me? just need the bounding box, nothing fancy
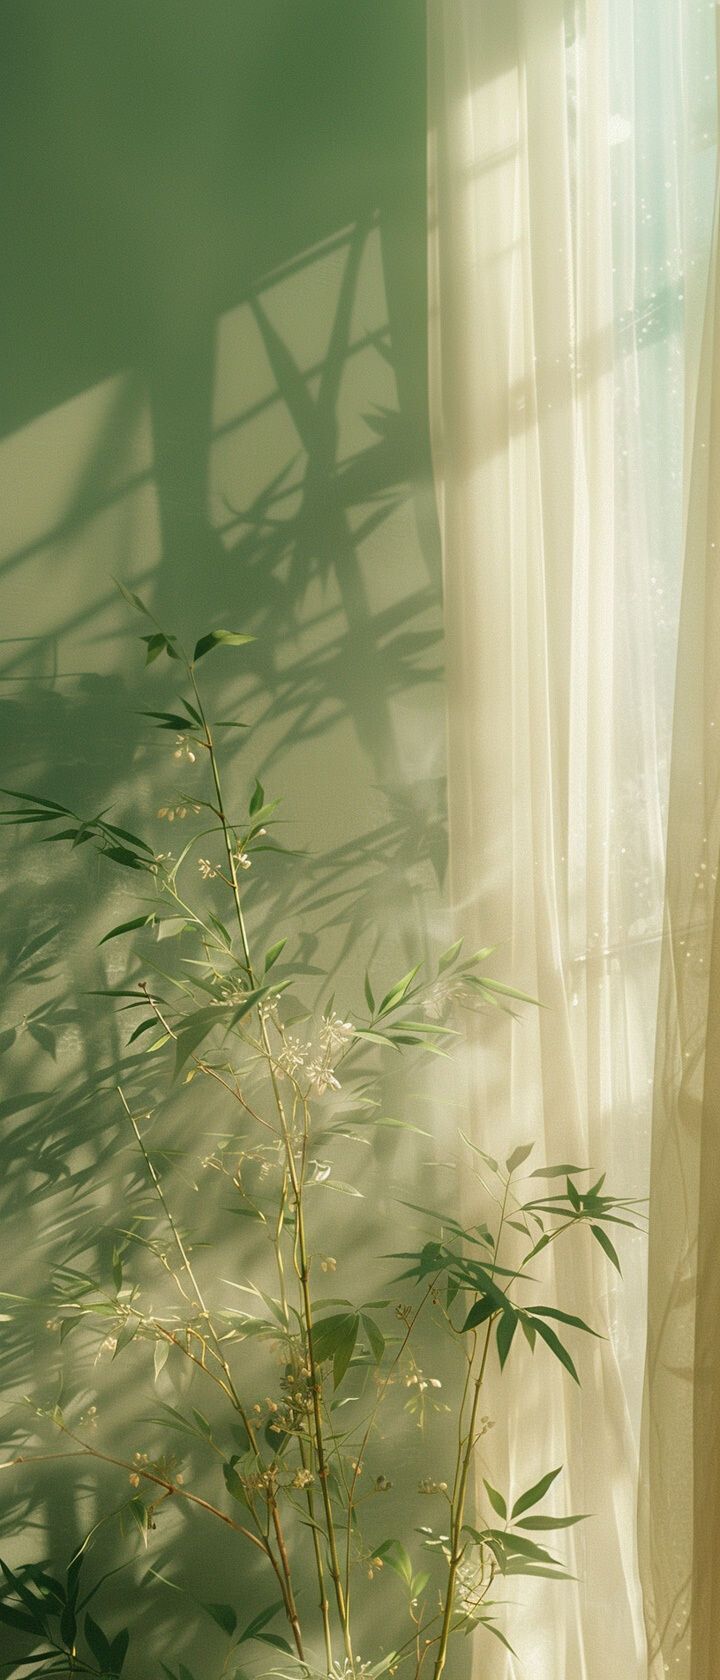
[0,6,447,1677]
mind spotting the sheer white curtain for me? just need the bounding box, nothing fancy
[427,1,713,1675]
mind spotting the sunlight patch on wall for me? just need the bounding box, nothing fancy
[0,371,160,679]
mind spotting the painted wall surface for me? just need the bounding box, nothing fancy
[0,6,448,1677]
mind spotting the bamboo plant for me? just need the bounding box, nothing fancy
[0,590,643,1680]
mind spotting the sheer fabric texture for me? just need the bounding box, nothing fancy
[428,1,716,1675]
[639,23,720,1677]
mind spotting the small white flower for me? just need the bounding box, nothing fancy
[308,1063,341,1096]
[235,849,252,871]
[173,734,197,764]
[279,1034,307,1075]
[320,1011,355,1054]
[291,1467,315,1489]
[198,857,217,880]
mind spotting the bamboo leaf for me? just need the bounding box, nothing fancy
[511,1466,562,1518]
[496,1308,518,1369]
[530,1164,588,1178]
[518,1513,587,1530]
[461,1297,495,1333]
[203,1602,237,1636]
[483,1480,507,1520]
[114,578,153,619]
[527,1305,602,1337]
[361,1313,385,1363]
[528,1319,579,1382]
[249,779,265,815]
[378,966,422,1015]
[506,1142,534,1174]
[238,1601,283,1643]
[99,914,157,945]
[438,939,462,972]
[109,1628,130,1673]
[333,1315,360,1388]
[264,939,287,974]
[193,630,255,663]
[113,1319,139,1359]
[84,1612,113,1669]
[372,1540,414,1587]
[591,1224,622,1273]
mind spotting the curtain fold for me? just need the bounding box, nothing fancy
[428,1,716,1674]
[639,28,720,1672]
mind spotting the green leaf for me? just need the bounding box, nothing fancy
[502,1560,572,1580]
[499,1533,561,1565]
[84,1612,113,1669]
[114,578,153,619]
[530,1164,587,1178]
[0,788,71,815]
[209,914,233,949]
[591,1224,622,1273]
[255,1633,293,1654]
[203,1602,237,1636]
[193,630,255,663]
[0,1561,45,1625]
[249,779,265,816]
[139,710,196,732]
[518,1513,587,1530]
[378,965,422,1015]
[99,914,157,945]
[496,1308,518,1369]
[526,1306,602,1337]
[223,1462,248,1504]
[333,1314,360,1388]
[361,1313,385,1364]
[173,1005,229,1077]
[113,1319,139,1359]
[372,1540,414,1588]
[238,1600,283,1643]
[128,1017,159,1044]
[566,1177,582,1210]
[142,633,176,665]
[264,939,287,974]
[511,1465,562,1518]
[310,1312,356,1364]
[0,1598,40,1634]
[156,918,189,942]
[102,845,152,872]
[109,1628,130,1673]
[483,1480,507,1520]
[530,1319,580,1382]
[469,975,541,1007]
[506,1143,534,1174]
[364,971,375,1012]
[100,821,155,855]
[459,1290,493,1330]
[438,939,463,972]
[475,1619,517,1656]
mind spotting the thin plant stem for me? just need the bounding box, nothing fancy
[117,1080,304,1659]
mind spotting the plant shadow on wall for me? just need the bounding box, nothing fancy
[0,0,446,976]
[0,6,654,1676]
[0,606,646,1680]
[0,7,444,1674]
